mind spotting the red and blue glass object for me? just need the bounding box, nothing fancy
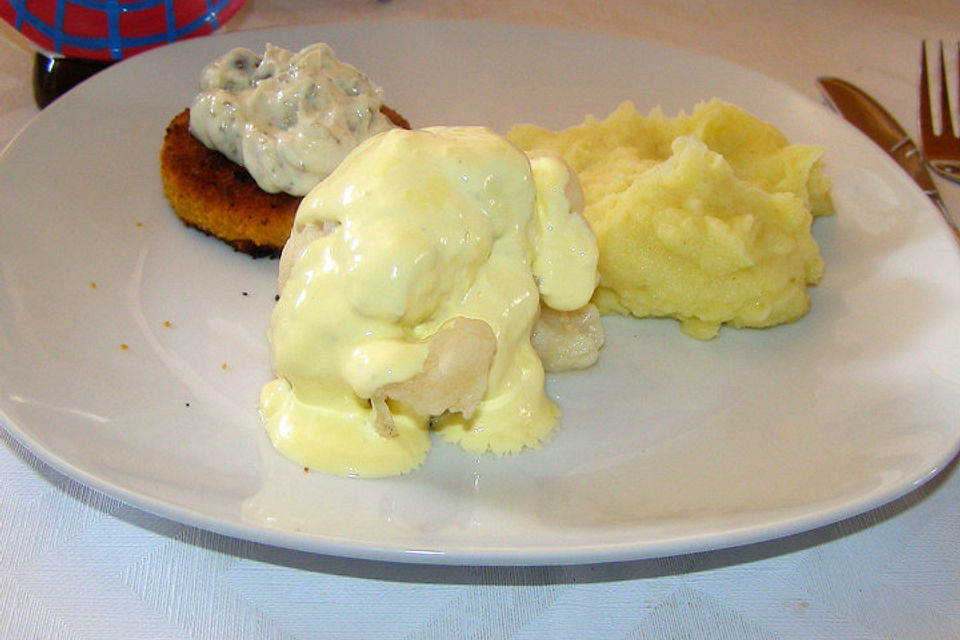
[1,0,246,105]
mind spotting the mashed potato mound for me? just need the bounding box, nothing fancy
[508,100,833,339]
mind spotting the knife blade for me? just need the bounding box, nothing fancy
[816,76,959,239]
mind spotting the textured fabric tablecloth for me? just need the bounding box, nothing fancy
[2,2,959,638]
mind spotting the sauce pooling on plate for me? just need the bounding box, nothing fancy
[189,43,395,196]
[260,126,601,477]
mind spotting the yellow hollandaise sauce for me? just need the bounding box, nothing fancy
[260,126,598,477]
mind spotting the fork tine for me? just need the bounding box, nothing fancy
[937,40,956,137]
[918,40,960,191]
[919,40,935,139]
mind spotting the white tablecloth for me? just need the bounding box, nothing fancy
[2,2,959,638]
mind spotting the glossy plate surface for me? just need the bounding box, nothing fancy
[2,21,960,565]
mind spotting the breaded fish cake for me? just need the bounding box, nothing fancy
[159,106,410,257]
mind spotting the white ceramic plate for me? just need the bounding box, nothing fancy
[2,21,960,566]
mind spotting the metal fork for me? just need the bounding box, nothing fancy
[919,40,960,184]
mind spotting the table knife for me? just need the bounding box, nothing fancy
[816,76,959,239]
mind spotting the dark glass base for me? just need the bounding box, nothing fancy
[32,53,114,109]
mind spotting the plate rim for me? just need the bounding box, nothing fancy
[2,19,960,566]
